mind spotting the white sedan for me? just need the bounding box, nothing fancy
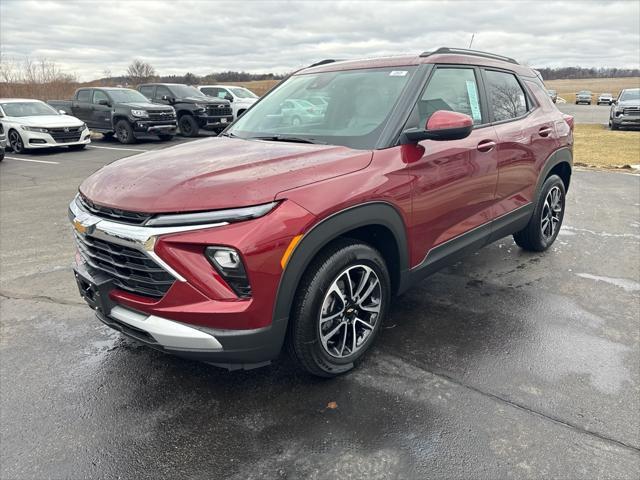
[0,98,91,154]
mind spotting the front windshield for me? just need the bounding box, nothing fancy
[0,101,58,117]
[170,84,206,98]
[230,87,257,99]
[620,89,640,101]
[578,90,591,95]
[228,66,417,149]
[105,89,150,103]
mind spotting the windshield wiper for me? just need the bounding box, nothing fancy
[219,131,237,138]
[249,135,325,145]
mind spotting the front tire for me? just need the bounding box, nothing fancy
[286,239,391,377]
[514,174,566,252]
[115,120,136,144]
[179,115,199,137]
[8,129,26,154]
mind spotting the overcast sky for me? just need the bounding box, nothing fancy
[1,0,639,81]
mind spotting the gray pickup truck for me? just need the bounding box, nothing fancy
[49,87,177,144]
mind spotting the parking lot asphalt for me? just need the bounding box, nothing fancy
[1,136,639,479]
[557,102,612,124]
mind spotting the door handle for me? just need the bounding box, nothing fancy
[477,140,496,152]
[538,126,553,137]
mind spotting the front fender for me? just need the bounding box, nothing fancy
[272,201,410,326]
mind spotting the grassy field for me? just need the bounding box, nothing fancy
[218,79,280,96]
[573,124,640,168]
[546,77,640,104]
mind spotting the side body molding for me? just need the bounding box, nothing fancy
[272,202,410,327]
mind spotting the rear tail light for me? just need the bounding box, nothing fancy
[562,114,574,132]
[204,246,251,298]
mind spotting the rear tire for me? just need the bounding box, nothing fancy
[115,120,136,144]
[286,239,391,377]
[514,174,566,252]
[0,148,4,161]
[179,115,199,137]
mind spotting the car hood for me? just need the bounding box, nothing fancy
[121,102,172,110]
[178,96,229,105]
[618,99,640,107]
[79,137,373,213]
[11,115,84,127]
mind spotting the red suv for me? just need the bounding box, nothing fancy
[70,48,573,377]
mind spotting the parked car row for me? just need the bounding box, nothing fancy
[0,83,260,152]
[573,90,618,105]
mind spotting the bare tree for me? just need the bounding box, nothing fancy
[184,72,198,85]
[126,59,156,85]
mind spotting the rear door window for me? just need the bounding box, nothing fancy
[418,67,483,125]
[484,70,529,122]
[76,90,91,102]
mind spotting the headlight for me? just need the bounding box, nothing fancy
[194,103,205,109]
[22,126,48,133]
[131,109,149,118]
[79,123,87,131]
[205,246,251,298]
[144,202,278,227]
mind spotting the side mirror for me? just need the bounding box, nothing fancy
[161,95,175,103]
[403,110,474,143]
[225,94,233,102]
[98,99,110,106]
[58,109,66,115]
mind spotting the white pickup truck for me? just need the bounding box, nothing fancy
[197,85,258,120]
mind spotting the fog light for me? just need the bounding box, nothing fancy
[204,246,251,298]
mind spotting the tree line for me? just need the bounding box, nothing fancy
[536,66,640,80]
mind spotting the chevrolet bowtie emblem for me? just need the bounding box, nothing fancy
[73,219,87,234]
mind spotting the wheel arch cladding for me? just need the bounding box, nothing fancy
[272,202,410,325]
[537,147,572,196]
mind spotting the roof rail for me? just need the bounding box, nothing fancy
[307,59,340,68]
[420,47,518,65]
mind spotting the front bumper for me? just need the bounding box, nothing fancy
[195,115,234,129]
[75,262,286,368]
[132,120,177,135]
[612,115,640,126]
[22,128,91,148]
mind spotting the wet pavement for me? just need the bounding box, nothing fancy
[1,138,639,478]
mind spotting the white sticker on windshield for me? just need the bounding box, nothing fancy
[389,70,408,77]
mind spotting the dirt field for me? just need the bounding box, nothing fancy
[546,77,640,103]
[573,123,640,168]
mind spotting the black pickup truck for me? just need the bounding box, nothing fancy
[49,87,177,144]
[137,83,233,136]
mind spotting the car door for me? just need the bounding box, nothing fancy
[90,90,113,129]
[73,89,93,123]
[483,69,559,217]
[406,66,499,263]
